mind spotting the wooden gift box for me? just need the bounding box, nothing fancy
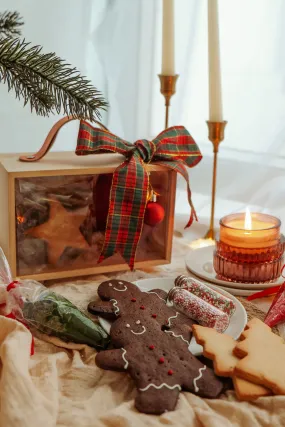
[0,151,176,281]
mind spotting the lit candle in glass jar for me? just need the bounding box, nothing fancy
[214,209,284,283]
[219,208,281,249]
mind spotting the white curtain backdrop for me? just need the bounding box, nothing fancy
[0,0,284,237]
[85,0,285,236]
[0,0,108,153]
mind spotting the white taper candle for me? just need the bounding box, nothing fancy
[208,0,223,121]
[161,0,175,75]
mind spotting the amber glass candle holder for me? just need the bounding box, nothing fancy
[213,213,285,283]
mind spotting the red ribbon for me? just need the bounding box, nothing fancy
[247,266,285,301]
[247,285,282,301]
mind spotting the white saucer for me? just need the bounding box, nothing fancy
[185,246,283,291]
[98,277,247,356]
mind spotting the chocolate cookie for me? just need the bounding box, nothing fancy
[88,279,194,345]
[89,280,224,414]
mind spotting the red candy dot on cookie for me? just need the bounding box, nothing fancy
[149,345,155,350]
[159,357,164,364]
[152,314,157,318]
[131,298,136,302]
[140,305,145,310]
[168,370,174,375]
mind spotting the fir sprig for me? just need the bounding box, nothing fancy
[0,37,107,119]
[0,11,23,38]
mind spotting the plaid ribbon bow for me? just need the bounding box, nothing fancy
[76,121,202,270]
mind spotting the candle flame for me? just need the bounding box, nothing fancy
[244,207,252,230]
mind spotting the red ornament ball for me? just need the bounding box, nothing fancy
[144,202,165,227]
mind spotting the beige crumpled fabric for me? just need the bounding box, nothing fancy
[0,237,284,427]
[0,317,55,427]
[0,311,284,427]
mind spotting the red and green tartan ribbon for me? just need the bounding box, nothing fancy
[76,121,202,270]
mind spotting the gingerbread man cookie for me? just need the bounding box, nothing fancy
[96,314,224,414]
[88,279,195,346]
[89,280,224,414]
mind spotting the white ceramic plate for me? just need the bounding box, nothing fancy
[98,277,247,356]
[185,246,283,290]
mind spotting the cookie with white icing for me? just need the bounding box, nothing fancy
[89,280,224,414]
[88,279,194,345]
[96,314,224,414]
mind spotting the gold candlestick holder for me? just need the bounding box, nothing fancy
[158,74,179,129]
[204,120,227,240]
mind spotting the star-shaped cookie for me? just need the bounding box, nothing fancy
[26,198,89,265]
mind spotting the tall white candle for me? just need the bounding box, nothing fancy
[161,0,175,75]
[208,0,223,121]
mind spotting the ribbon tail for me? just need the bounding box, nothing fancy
[185,194,198,229]
[185,203,196,228]
[98,156,149,270]
[155,160,198,229]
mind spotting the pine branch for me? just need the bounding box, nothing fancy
[0,38,108,119]
[0,11,23,38]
